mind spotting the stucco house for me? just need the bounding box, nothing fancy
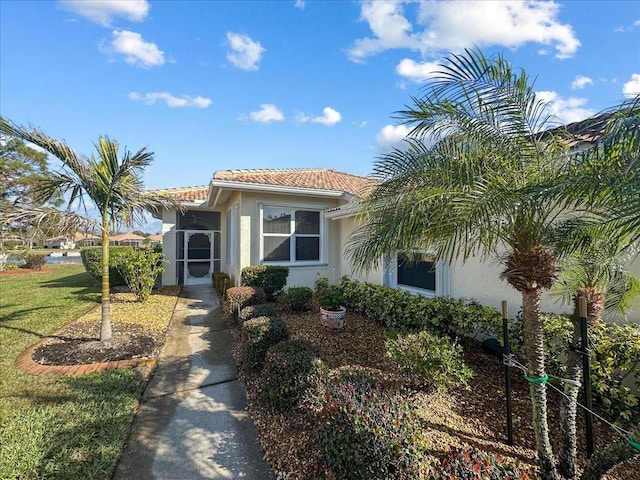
[109,232,147,248]
[152,168,640,322]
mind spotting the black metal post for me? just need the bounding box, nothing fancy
[580,297,594,458]
[502,300,514,445]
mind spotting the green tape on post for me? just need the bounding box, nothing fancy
[524,373,549,384]
[629,438,640,452]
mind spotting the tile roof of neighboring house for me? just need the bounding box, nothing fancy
[152,186,209,203]
[110,232,146,242]
[212,168,372,196]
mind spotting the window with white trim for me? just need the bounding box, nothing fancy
[386,252,449,297]
[261,205,322,264]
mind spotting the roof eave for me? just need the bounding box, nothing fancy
[208,179,351,208]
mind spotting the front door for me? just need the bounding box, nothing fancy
[184,230,214,285]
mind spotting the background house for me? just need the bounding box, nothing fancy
[109,232,146,248]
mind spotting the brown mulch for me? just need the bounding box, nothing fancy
[235,307,639,480]
[32,322,157,365]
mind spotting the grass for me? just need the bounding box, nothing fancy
[0,265,178,479]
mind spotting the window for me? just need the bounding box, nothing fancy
[261,206,322,264]
[386,252,449,297]
[397,253,436,291]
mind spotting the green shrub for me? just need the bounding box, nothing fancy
[2,240,21,250]
[116,249,165,302]
[23,254,46,270]
[314,277,345,311]
[318,370,425,480]
[260,339,327,410]
[339,278,500,337]
[278,287,313,312]
[239,303,275,322]
[224,286,266,319]
[429,447,531,480]
[241,265,289,300]
[509,313,640,423]
[212,272,232,297]
[239,316,289,373]
[386,330,473,394]
[80,246,133,287]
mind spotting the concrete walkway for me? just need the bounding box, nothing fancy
[113,285,275,480]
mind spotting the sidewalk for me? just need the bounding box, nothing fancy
[113,285,275,480]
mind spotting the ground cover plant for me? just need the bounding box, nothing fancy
[229,294,639,479]
[0,264,179,479]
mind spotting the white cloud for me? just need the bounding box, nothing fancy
[376,124,411,151]
[129,92,212,108]
[295,0,305,10]
[571,75,593,90]
[622,74,640,98]
[311,107,342,126]
[297,107,342,126]
[348,0,580,62]
[622,73,640,98]
[104,30,164,67]
[249,104,284,123]
[226,32,265,71]
[59,0,149,27]
[396,58,440,83]
[536,90,595,124]
[635,19,640,26]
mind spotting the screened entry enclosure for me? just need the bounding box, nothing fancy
[175,210,221,285]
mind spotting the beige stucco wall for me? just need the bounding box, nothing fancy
[160,208,177,286]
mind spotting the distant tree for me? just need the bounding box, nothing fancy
[0,136,62,246]
[132,230,150,237]
[0,117,181,341]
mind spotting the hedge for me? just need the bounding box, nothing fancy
[241,265,289,300]
[80,246,134,287]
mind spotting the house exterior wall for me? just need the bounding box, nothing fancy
[161,208,178,286]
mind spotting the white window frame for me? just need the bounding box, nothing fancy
[259,203,325,266]
[386,251,450,298]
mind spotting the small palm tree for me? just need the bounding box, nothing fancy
[0,117,180,341]
[347,48,578,479]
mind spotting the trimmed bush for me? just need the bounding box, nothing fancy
[339,278,501,337]
[386,330,473,394]
[241,265,289,300]
[224,286,266,319]
[260,339,327,410]
[23,254,46,270]
[239,316,289,373]
[278,286,313,312]
[80,246,133,287]
[116,249,165,302]
[212,272,232,297]
[239,303,275,322]
[429,447,531,480]
[318,370,425,480]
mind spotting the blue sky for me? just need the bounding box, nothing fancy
[2,0,639,195]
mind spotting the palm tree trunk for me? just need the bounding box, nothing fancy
[558,322,582,479]
[100,218,112,341]
[559,288,605,479]
[522,289,559,480]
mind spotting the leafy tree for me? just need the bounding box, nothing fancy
[0,117,181,341]
[347,48,577,479]
[0,136,61,246]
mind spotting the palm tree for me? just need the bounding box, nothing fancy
[347,48,577,479]
[0,117,180,341]
[553,234,639,478]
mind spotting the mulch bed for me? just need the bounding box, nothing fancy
[32,321,157,365]
[235,307,639,479]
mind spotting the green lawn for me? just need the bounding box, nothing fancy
[0,265,149,479]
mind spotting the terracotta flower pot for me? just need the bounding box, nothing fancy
[320,306,346,332]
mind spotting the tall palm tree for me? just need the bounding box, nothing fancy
[347,48,577,479]
[0,117,180,341]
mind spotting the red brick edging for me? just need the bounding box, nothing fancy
[14,304,157,376]
[15,342,156,376]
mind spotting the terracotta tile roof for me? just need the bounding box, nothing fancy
[150,186,209,203]
[110,232,146,241]
[213,168,372,196]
